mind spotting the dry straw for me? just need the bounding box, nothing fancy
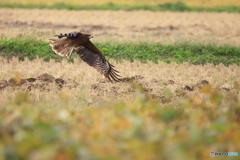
[0,57,239,108]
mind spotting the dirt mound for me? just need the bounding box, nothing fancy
[0,73,65,91]
[90,75,228,103]
[0,73,145,91]
[183,80,209,91]
[0,73,234,104]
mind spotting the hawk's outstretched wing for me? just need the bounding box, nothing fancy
[49,31,121,82]
[49,38,75,58]
[75,45,121,82]
[49,31,91,58]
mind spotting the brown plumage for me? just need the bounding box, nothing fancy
[49,31,121,82]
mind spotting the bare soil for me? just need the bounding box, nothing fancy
[1,9,240,45]
[0,57,239,107]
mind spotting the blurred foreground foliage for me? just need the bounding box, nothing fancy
[1,2,240,13]
[0,84,240,160]
[1,37,240,65]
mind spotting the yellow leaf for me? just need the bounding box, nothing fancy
[14,72,21,84]
[197,115,206,125]
[119,118,130,129]
[53,149,71,160]
[191,96,202,105]
[199,84,213,93]
[207,102,218,108]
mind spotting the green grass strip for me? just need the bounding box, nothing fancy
[1,37,240,65]
[1,2,240,13]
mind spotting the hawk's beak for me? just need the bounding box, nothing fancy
[88,35,93,39]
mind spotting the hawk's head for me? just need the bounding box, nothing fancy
[76,32,94,44]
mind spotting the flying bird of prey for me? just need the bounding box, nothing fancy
[49,31,121,82]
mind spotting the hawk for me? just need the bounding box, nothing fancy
[49,31,121,82]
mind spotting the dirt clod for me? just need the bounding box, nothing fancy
[184,85,194,91]
[0,73,66,91]
[26,78,37,82]
[37,73,55,82]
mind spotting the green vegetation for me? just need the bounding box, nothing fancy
[0,37,62,62]
[1,1,240,12]
[1,84,240,159]
[1,37,240,65]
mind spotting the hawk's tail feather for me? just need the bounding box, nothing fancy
[111,67,120,74]
[107,73,120,82]
[49,39,74,58]
[110,69,121,78]
[110,73,120,82]
[75,44,122,82]
[106,65,121,82]
[109,64,120,73]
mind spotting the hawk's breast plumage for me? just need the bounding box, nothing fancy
[49,31,121,82]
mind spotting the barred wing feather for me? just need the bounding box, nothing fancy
[49,39,74,58]
[76,46,121,82]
